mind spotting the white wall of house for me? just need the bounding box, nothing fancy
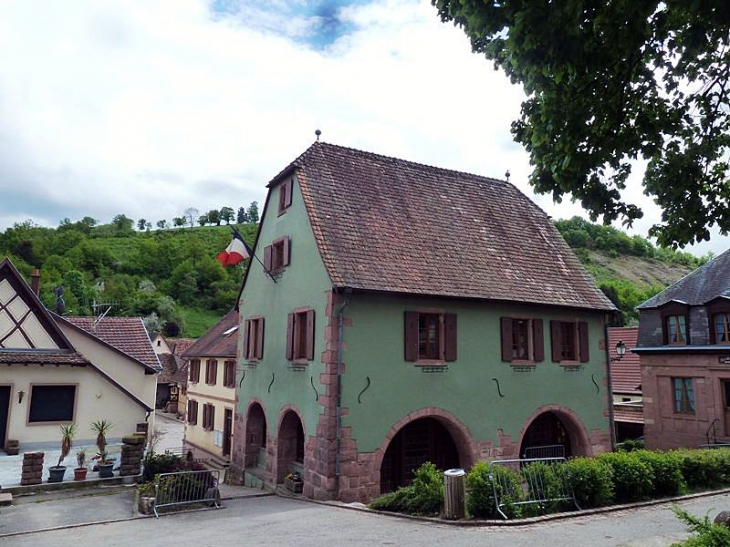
[3,363,149,451]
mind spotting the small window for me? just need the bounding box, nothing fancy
[714,313,730,344]
[223,360,236,388]
[278,178,293,215]
[187,399,198,425]
[244,317,265,361]
[189,359,201,383]
[202,403,215,431]
[673,378,695,414]
[550,321,589,363]
[205,360,217,385]
[404,311,457,362]
[28,385,76,423]
[666,315,687,345]
[500,318,544,362]
[286,309,315,362]
[263,237,291,273]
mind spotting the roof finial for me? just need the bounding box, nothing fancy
[315,129,321,142]
[505,170,511,181]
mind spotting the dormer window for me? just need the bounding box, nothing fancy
[714,313,730,344]
[666,315,687,345]
[278,178,293,215]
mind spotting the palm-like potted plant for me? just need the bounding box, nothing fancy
[48,423,77,483]
[74,449,88,481]
[91,419,114,478]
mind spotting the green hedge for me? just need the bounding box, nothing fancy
[562,457,614,507]
[369,462,443,516]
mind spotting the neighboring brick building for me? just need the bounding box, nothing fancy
[635,249,730,449]
[229,142,616,502]
[608,326,643,442]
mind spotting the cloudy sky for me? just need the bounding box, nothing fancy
[0,0,726,255]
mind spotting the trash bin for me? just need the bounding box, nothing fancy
[443,468,466,519]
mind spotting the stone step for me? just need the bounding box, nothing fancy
[0,493,13,506]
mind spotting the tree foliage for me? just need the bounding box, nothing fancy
[434,1,730,247]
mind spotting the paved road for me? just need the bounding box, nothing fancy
[4,492,730,547]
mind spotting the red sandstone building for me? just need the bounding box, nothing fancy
[635,249,730,450]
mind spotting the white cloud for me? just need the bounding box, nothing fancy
[0,0,726,256]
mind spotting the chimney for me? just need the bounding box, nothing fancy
[31,269,40,295]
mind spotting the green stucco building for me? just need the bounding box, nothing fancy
[229,142,616,502]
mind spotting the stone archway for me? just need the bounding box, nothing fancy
[276,410,305,483]
[377,410,475,494]
[244,402,267,469]
[517,407,591,459]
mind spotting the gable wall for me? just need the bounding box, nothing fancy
[236,173,333,450]
[3,364,147,449]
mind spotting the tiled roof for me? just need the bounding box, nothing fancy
[157,353,187,384]
[0,349,89,366]
[61,316,161,372]
[639,248,730,308]
[181,309,239,359]
[608,326,641,394]
[169,338,196,356]
[613,406,644,424]
[276,143,614,310]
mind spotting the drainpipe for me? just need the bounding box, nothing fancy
[335,289,351,496]
[604,314,617,452]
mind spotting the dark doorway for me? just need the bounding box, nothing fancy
[223,408,233,457]
[0,386,10,451]
[520,412,572,458]
[380,417,460,494]
[245,403,267,468]
[277,411,304,483]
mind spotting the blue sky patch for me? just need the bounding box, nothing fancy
[209,0,373,49]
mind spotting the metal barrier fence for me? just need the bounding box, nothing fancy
[153,469,221,518]
[523,444,565,459]
[489,457,579,520]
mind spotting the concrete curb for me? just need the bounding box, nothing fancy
[278,487,730,527]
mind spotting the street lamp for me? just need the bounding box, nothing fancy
[611,340,626,362]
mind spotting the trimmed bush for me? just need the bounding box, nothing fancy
[598,452,654,502]
[466,462,524,519]
[675,449,730,490]
[562,457,614,508]
[369,462,443,516]
[633,450,686,497]
[521,462,567,516]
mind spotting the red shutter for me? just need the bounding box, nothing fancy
[533,319,544,362]
[256,318,265,359]
[243,319,251,359]
[404,311,419,361]
[286,313,294,360]
[444,313,457,361]
[550,320,561,362]
[283,237,291,266]
[305,310,315,361]
[209,405,215,431]
[263,245,272,272]
[286,178,293,207]
[500,317,513,362]
[579,322,590,362]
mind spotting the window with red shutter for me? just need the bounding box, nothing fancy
[244,317,265,361]
[404,311,457,363]
[187,400,198,425]
[278,178,293,215]
[287,309,314,362]
[206,360,217,385]
[189,359,200,383]
[500,317,544,363]
[549,320,586,363]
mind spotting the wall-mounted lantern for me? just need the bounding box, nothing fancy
[611,340,626,362]
[18,390,25,404]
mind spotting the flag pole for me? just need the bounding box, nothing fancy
[231,226,276,283]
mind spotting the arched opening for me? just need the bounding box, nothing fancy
[244,403,267,469]
[380,417,460,494]
[277,410,304,483]
[519,411,574,459]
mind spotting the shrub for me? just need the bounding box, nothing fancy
[142,452,182,481]
[633,450,686,497]
[521,462,568,516]
[675,449,730,490]
[617,438,645,452]
[466,462,524,519]
[368,462,443,516]
[671,507,730,547]
[598,452,654,502]
[562,457,614,508]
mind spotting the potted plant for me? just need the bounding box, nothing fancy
[74,449,88,481]
[137,481,156,516]
[284,471,303,493]
[48,423,77,483]
[91,419,114,478]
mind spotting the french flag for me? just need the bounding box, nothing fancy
[217,229,252,267]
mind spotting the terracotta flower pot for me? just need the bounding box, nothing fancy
[74,467,88,481]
